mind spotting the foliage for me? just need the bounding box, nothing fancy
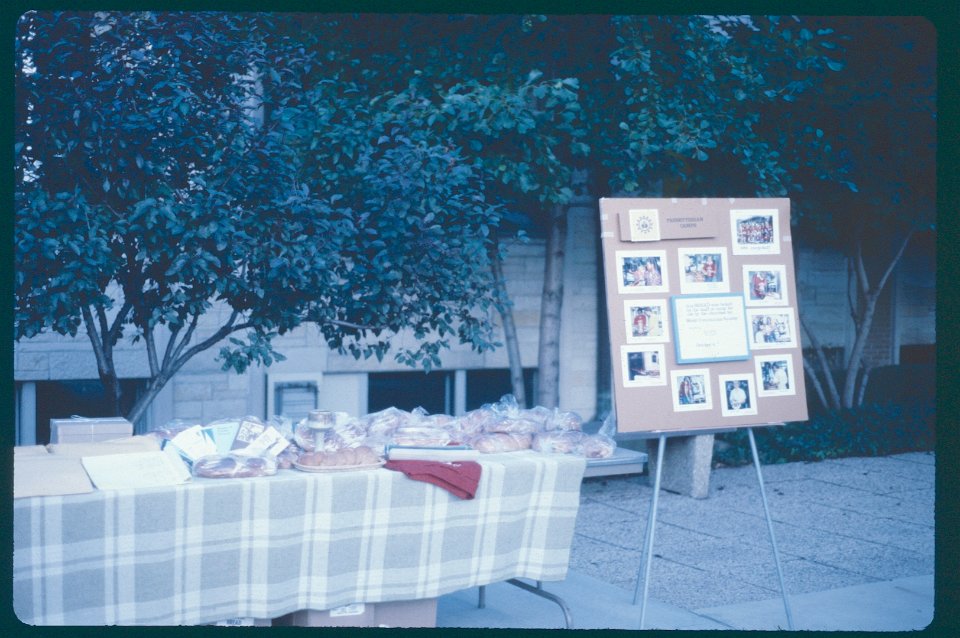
[603,15,847,196]
[15,11,506,422]
[713,399,936,467]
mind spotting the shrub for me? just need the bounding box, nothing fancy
[712,399,936,467]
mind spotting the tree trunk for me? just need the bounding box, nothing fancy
[490,248,527,407]
[838,231,912,408]
[81,305,124,416]
[536,204,568,409]
[126,375,169,430]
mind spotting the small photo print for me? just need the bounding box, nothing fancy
[678,247,730,294]
[730,209,780,256]
[742,264,789,306]
[616,250,669,294]
[755,354,796,396]
[623,299,669,343]
[747,308,798,349]
[621,344,667,387]
[671,368,712,411]
[718,374,758,417]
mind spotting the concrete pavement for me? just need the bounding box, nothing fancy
[436,450,936,631]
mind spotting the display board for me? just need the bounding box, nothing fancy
[599,198,808,434]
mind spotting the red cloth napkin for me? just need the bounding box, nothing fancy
[384,460,482,499]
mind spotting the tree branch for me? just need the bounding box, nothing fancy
[874,229,914,296]
[800,316,841,410]
[802,356,829,411]
[81,304,109,375]
[143,323,160,378]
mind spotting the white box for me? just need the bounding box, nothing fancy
[49,417,132,444]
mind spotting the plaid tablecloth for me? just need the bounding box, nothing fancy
[13,450,585,625]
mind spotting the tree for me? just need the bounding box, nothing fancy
[323,13,595,408]
[15,11,506,426]
[789,17,936,410]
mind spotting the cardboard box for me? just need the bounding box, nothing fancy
[273,603,374,627]
[272,599,437,628]
[49,417,132,444]
[374,598,438,628]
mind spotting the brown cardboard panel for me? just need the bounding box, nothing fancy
[600,198,808,434]
[14,454,95,498]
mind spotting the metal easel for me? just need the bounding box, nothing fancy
[632,427,794,630]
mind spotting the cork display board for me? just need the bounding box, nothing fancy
[599,198,808,434]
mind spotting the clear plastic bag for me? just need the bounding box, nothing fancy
[192,453,278,478]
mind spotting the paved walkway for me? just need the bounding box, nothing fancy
[437,451,936,630]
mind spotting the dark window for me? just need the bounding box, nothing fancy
[34,379,147,444]
[367,371,453,415]
[465,368,536,411]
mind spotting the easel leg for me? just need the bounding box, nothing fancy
[747,427,795,630]
[633,434,666,628]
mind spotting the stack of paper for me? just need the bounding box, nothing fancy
[386,444,480,462]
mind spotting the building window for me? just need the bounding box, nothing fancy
[366,368,537,417]
[266,373,323,423]
[465,368,537,410]
[367,371,453,415]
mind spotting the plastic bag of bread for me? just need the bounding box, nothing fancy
[580,433,616,459]
[545,409,584,432]
[296,445,381,468]
[532,431,586,455]
[485,416,539,436]
[518,406,553,430]
[363,407,405,439]
[193,454,277,478]
[469,432,532,453]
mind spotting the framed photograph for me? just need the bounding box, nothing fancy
[747,308,798,350]
[677,247,730,294]
[671,293,750,364]
[623,299,669,343]
[616,250,669,294]
[742,264,789,306]
[755,354,797,396]
[730,209,781,256]
[670,368,712,412]
[718,374,759,417]
[621,344,667,387]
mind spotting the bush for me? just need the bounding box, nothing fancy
[712,399,936,467]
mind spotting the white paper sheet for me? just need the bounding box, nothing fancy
[81,451,192,490]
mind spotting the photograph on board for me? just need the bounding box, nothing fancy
[615,250,669,294]
[670,368,712,411]
[677,246,730,294]
[621,344,666,387]
[747,308,798,349]
[730,209,780,256]
[719,373,759,417]
[755,354,796,396]
[742,264,789,306]
[623,298,669,344]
